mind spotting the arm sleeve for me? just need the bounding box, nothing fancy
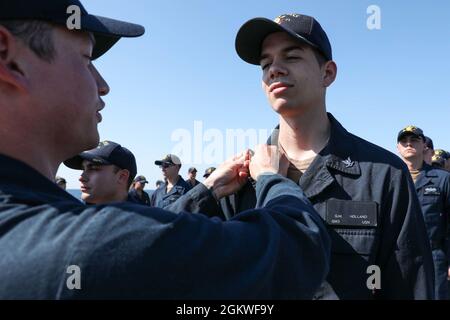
[163,183,226,219]
[67,174,331,299]
[444,174,450,265]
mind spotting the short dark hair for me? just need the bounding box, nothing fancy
[299,41,328,67]
[112,166,134,190]
[312,48,328,67]
[0,20,56,62]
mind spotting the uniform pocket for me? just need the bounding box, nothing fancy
[326,199,380,256]
[421,194,440,205]
[329,228,379,256]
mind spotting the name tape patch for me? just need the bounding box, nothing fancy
[326,199,378,227]
[424,186,440,196]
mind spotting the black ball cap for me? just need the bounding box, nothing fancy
[0,0,145,59]
[424,136,434,150]
[235,13,332,65]
[397,125,425,142]
[64,141,137,180]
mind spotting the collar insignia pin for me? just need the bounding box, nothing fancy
[342,157,354,168]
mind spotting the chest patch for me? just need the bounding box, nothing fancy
[424,186,440,196]
[326,199,378,228]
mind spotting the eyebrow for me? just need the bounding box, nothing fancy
[260,45,305,63]
[83,162,102,170]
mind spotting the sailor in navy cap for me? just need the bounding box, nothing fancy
[186,167,200,188]
[217,13,435,299]
[65,140,138,204]
[423,136,435,165]
[397,125,450,299]
[0,1,331,299]
[150,154,191,208]
[434,149,450,172]
[203,167,216,179]
[129,175,151,205]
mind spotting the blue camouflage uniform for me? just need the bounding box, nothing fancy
[150,176,191,208]
[0,153,331,299]
[414,163,450,299]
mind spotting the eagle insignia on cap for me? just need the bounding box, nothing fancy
[97,141,110,148]
[274,14,300,24]
[432,154,445,163]
[404,125,417,132]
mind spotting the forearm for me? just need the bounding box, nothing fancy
[164,183,223,218]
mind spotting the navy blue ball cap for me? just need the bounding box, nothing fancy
[397,125,425,142]
[203,167,216,178]
[134,175,149,184]
[424,136,434,150]
[64,141,137,179]
[235,13,332,65]
[432,153,446,167]
[435,149,450,160]
[154,154,182,166]
[0,0,145,59]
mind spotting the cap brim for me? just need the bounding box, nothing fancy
[64,151,110,170]
[397,132,423,142]
[432,158,445,165]
[64,155,84,170]
[81,14,145,59]
[235,18,318,65]
[155,160,172,166]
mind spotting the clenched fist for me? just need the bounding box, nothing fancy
[203,151,251,199]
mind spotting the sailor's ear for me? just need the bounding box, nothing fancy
[0,26,29,92]
[322,60,337,88]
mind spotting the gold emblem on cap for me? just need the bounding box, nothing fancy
[98,141,110,148]
[274,14,300,24]
[404,125,418,132]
